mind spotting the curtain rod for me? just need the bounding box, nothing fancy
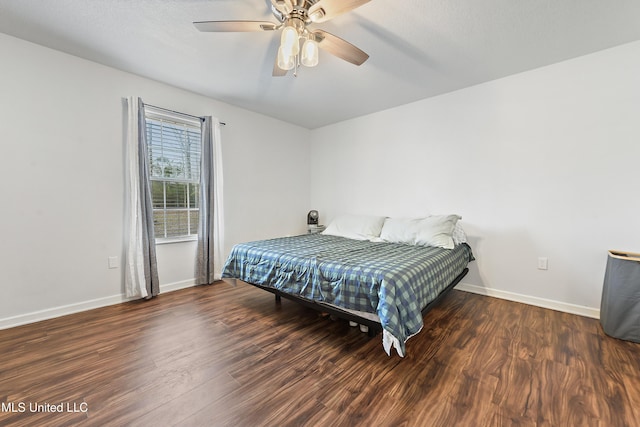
[144,103,226,126]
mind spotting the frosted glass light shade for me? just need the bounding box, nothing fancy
[277,46,295,70]
[301,39,319,67]
[280,26,300,56]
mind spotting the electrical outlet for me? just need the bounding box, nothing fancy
[108,256,119,269]
[537,257,548,270]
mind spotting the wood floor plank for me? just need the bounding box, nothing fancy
[2,280,640,426]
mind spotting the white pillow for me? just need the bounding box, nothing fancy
[379,217,420,244]
[322,214,386,241]
[414,215,461,249]
[452,222,467,245]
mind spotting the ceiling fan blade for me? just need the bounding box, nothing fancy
[307,0,371,23]
[314,30,369,66]
[193,21,278,32]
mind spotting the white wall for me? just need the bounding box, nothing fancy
[310,41,640,314]
[3,31,638,327]
[0,33,310,326]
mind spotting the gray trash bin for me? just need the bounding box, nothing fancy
[600,250,640,343]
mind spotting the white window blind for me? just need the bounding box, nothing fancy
[145,108,201,241]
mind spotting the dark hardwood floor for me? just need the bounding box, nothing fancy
[1,280,639,426]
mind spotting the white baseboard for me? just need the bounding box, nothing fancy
[0,279,196,331]
[455,282,600,319]
[2,280,599,331]
[158,279,197,294]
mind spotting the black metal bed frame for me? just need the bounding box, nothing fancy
[244,267,469,338]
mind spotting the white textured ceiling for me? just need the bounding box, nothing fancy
[1,0,640,129]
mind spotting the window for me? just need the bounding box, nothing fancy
[145,107,201,241]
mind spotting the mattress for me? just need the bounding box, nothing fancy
[222,233,474,356]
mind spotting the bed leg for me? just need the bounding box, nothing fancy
[368,328,377,338]
[275,294,281,302]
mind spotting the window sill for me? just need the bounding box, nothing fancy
[156,236,198,245]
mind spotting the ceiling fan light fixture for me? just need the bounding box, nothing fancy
[277,46,295,70]
[280,26,300,56]
[301,38,319,67]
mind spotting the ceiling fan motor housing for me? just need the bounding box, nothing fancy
[272,0,325,24]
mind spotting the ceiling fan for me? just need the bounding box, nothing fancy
[194,0,371,77]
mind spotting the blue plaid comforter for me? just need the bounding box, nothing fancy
[222,234,474,355]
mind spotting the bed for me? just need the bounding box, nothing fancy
[221,214,474,356]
